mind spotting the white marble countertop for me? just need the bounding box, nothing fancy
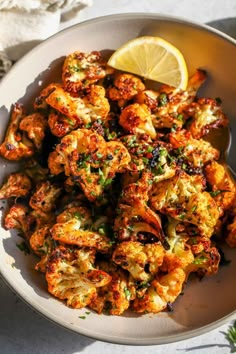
[1,1,236,353]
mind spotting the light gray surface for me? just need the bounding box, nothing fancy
[1,1,236,353]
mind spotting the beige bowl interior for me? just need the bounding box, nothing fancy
[0,14,236,345]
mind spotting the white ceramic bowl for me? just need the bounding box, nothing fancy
[0,13,236,345]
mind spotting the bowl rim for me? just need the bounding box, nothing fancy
[0,12,236,346]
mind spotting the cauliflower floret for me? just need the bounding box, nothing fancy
[133,268,186,313]
[47,150,65,176]
[134,90,159,111]
[186,247,221,276]
[114,172,165,246]
[119,103,156,139]
[29,225,55,272]
[45,84,110,126]
[46,246,111,308]
[89,261,136,315]
[4,204,35,238]
[152,70,206,129]
[62,50,113,92]
[48,110,80,137]
[50,128,130,201]
[205,161,236,211]
[51,219,112,253]
[107,73,145,106]
[34,83,59,111]
[169,129,220,167]
[112,241,165,282]
[186,97,229,139]
[29,181,62,213]
[0,103,34,160]
[0,172,32,199]
[150,171,220,237]
[19,112,48,149]
[51,205,111,252]
[120,134,176,180]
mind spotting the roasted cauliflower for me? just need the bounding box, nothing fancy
[0,172,32,199]
[0,47,234,317]
[46,246,111,308]
[0,103,34,160]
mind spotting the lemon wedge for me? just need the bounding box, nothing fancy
[108,36,188,90]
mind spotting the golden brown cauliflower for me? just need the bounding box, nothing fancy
[187,97,229,139]
[46,246,111,309]
[4,204,35,238]
[133,268,186,313]
[205,161,236,212]
[150,171,220,237]
[0,172,32,199]
[19,112,48,149]
[29,225,54,272]
[51,205,111,253]
[152,69,206,129]
[186,247,221,277]
[62,50,113,92]
[134,89,159,111]
[107,73,145,106]
[34,83,59,111]
[48,110,80,137]
[169,129,220,167]
[0,103,34,160]
[89,261,136,315]
[119,103,157,139]
[114,172,165,246]
[29,181,62,213]
[50,128,130,201]
[45,84,110,126]
[112,241,165,282]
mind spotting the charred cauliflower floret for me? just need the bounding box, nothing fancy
[0,172,32,199]
[34,83,59,111]
[187,97,229,139]
[0,103,34,160]
[107,73,145,106]
[114,172,166,246]
[186,247,221,277]
[134,90,159,111]
[150,171,220,237]
[29,225,55,272]
[50,128,130,201]
[133,268,186,313]
[120,134,176,180]
[169,129,220,167]
[205,161,235,211]
[152,70,206,130]
[89,261,136,315]
[62,50,113,92]
[45,84,110,126]
[46,246,111,309]
[119,103,156,139]
[48,109,80,137]
[29,181,62,213]
[112,241,165,282]
[50,205,112,252]
[19,112,48,150]
[4,204,35,238]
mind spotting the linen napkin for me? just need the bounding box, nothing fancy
[0,0,93,78]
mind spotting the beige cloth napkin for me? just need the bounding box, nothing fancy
[0,0,92,78]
